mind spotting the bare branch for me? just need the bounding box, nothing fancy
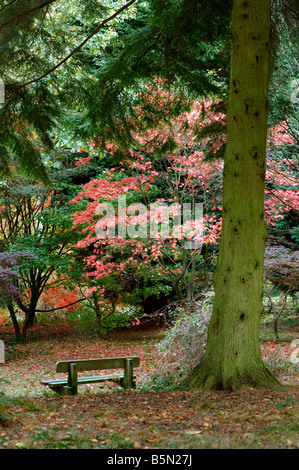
[35,297,86,313]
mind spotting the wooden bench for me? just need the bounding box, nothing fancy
[41,356,140,395]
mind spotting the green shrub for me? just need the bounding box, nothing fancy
[69,304,140,336]
[0,387,15,426]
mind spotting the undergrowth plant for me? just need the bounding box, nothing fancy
[0,382,15,427]
[140,298,213,391]
[68,304,140,337]
[261,343,299,385]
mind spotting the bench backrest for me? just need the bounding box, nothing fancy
[55,356,140,373]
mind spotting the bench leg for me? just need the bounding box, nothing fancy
[123,358,133,390]
[62,385,76,396]
[49,385,65,395]
[67,362,78,395]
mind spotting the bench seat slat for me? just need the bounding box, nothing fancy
[41,372,131,387]
[78,373,125,384]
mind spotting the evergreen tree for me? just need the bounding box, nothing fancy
[184,0,284,391]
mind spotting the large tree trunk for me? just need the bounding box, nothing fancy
[184,0,282,391]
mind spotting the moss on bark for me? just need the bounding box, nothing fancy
[184,0,284,391]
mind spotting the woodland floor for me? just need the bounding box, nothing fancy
[0,318,298,450]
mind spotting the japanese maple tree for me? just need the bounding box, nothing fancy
[70,92,225,316]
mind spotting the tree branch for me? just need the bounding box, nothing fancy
[9,0,139,90]
[0,0,57,29]
[35,297,86,313]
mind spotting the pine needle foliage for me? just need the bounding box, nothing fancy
[0,0,297,179]
[0,0,233,179]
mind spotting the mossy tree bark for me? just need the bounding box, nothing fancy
[184,0,283,391]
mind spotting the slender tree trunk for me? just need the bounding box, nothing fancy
[17,294,39,339]
[184,0,283,391]
[92,291,102,326]
[22,304,37,339]
[6,302,23,341]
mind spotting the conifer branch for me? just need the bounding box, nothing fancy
[9,0,139,90]
[0,0,57,29]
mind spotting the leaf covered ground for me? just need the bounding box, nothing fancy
[0,320,298,449]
